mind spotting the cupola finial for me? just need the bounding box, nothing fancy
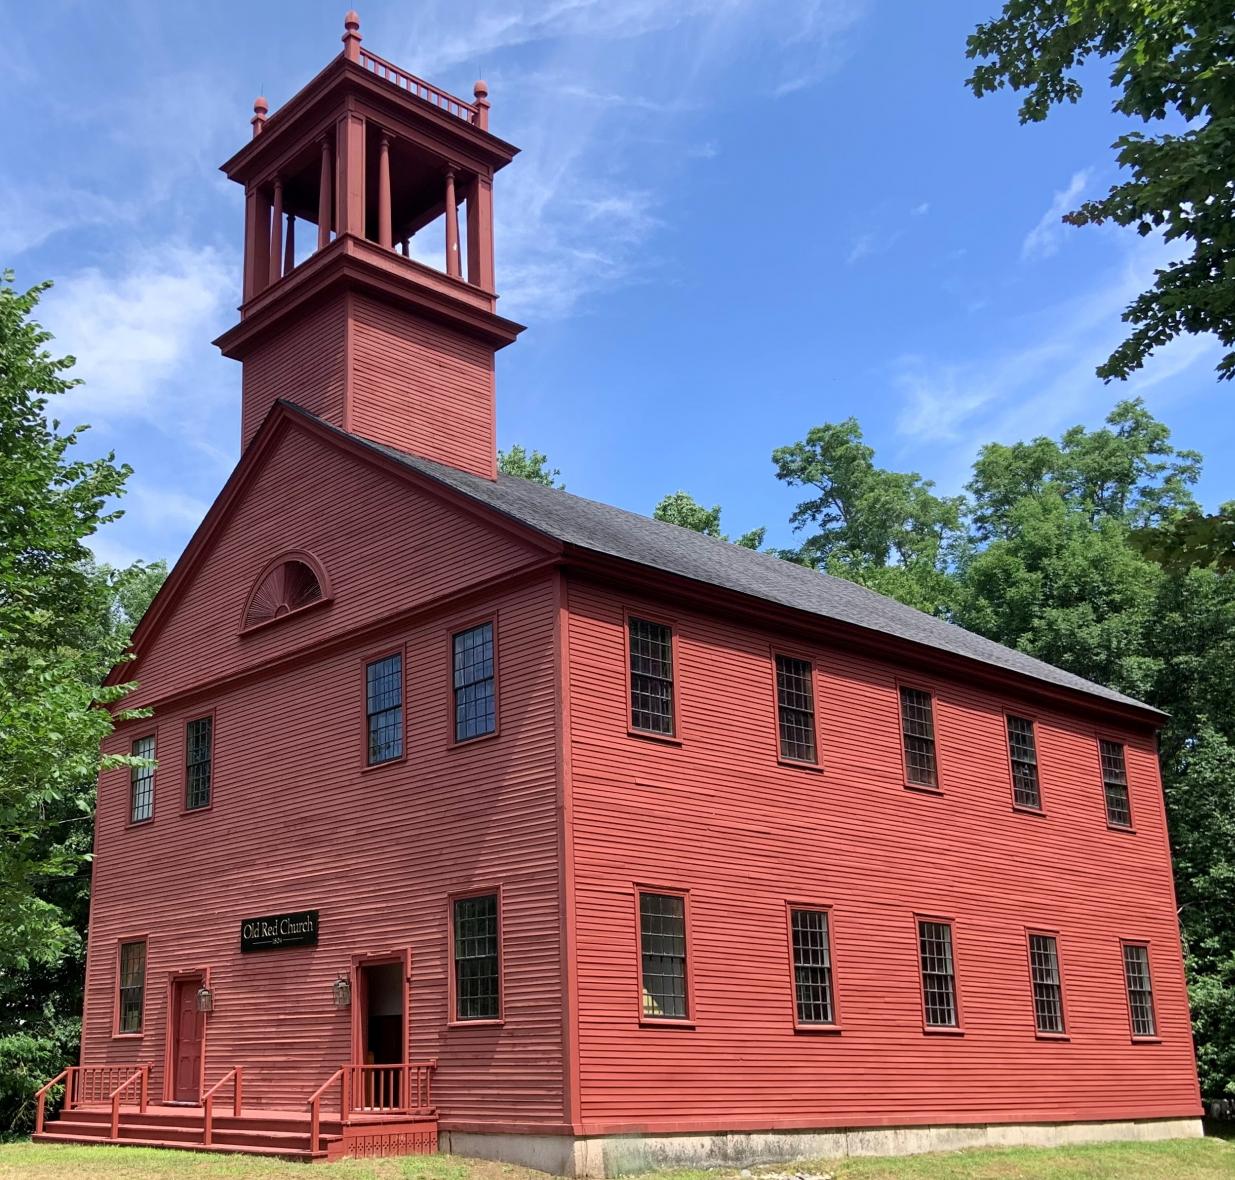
[342,10,362,61]
[251,96,269,138]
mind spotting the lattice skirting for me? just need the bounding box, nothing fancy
[329,1122,439,1160]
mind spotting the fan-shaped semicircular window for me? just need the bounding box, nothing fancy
[244,557,324,629]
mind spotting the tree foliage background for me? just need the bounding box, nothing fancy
[0,274,165,1136]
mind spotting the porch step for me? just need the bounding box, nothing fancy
[49,1106,342,1137]
[32,1132,329,1162]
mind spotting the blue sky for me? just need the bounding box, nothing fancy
[4,0,1231,568]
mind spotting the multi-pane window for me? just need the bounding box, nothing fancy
[366,653,403,765]
[918,919,958,1028]
[130,735,155,824]
[1007,715,1041,810]
[453,894,500,1021]
[776,655,817,764]
[629,617,675,736]
[900,686,938,788]
[1123,943,1157,1037]
[1028,933,1065,1034]
[118,941,146,1034]
[790,908,835,1025]
[639,892,688,1019]
[185,717,213,810]
[1100,740,1132,828]
[453,623,496,742]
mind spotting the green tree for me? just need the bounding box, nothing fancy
[967,0,1235,381]
[498,444,563,488]
[771,419,966,615]
[0,273,160,1135]
[653,491,765,550]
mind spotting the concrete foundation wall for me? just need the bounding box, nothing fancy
[443,1117,1205,1177]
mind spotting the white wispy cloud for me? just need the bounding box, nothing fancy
[1021,169,1091,261]
[892,233,1220,484]
[41,244,235,425]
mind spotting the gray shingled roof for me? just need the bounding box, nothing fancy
[297,406,1159,718]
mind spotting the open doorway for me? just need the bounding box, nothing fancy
[353,956,407,1110]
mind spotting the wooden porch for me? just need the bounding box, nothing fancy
[32,1062,438,1162]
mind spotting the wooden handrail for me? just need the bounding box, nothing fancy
[357,49,478,124]
[306,1067,346,1155]
[33,1069,69,1135]
[107,1065,149,1140]
[201,1066,243,1146]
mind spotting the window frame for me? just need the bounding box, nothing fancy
[448,615,500,748]
[239,549,333,636]
[1120,938,1160,1042]
[914,913,964,1034]
[1004,711,1046,815]
[785,902,842,1032]
[897,682,943,793]
[1024,927,1069,1040]
[1097,734,1136,832]
[113,936,148,1039]
[771,648,823,771]
[623,610,682,744]
[362,645,407,769]
[447,886,504,1027]
[634,884,694,1027]
[128,733,156,827]
[182,711,215,815]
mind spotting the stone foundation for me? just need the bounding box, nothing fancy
[442,1117,1204,1177]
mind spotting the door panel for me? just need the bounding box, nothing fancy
[171,980,204,1102]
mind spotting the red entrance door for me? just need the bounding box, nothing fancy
[171,979,204,1102]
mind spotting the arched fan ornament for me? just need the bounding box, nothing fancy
[243,558,324,629]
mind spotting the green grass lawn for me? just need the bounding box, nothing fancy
[0,1137,1231,1180]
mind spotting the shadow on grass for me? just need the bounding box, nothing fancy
[1202,1118,1234,1141]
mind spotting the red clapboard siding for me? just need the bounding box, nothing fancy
[563,574,1200,1134]
[82,428,565,1126]
[240,297,346,447]
[123,425,539,712]
[348,293,498,480]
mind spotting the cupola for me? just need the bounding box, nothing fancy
[213,11,523,479]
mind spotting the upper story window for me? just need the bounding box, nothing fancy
[185,717,213,811]
[453,622,496,742]
[917,918,958,1028]
[117,940,146,1034]
[130,735,155,825]
[243,555,325,629]
[1100,740,1133,828]
[899,686,938,789]
[1007,715,1041,810]
[452,893,500,1021]
[1028,933,1065,1034]
[366,653,403,765]
[789,907,836,1026]
[1122,942,1158,1038]
[639,891,689,1021]
[629,617,675,736]
[775,655,817,764]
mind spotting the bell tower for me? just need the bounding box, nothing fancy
[214,11,523,479]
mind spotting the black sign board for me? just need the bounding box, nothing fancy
[240,910,319,953]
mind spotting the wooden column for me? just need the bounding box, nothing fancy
[465,173,494,290]
[269,179,284,282]
[243,185,272,301]
[377,133,392,249]
[335,111,366,239]
[284,214,296,274]
[317,139,332,249]
[444,167,461,278]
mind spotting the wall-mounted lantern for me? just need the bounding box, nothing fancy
[196,985,214,1013]
[332,975,352,1008]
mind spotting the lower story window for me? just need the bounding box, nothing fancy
[118,940,146,1034]
[790,907,836,1025]
[918,919,958,1028]
[639,891,688,1020]
[453,893,500,1020]
[1028,933,1065,1034]
[1122,942,1157,1038]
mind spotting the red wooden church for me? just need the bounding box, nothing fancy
[35,11,1203,1173]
